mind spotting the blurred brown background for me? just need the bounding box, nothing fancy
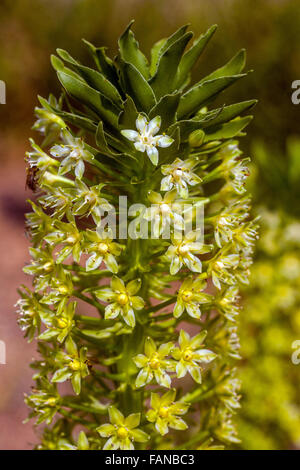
[0,0,299,449]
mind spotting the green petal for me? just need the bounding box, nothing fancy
[130,428,150,442]
[136,368,152,388]
[150,392,161,410]
[155,417,169,436]
[86,253,102,271]
[71,371,81,395]
[109,406,124,425]
[194,348,217,363]
[123,307,136,328]
[173,299,184,318]
[126,278,142,295]
[155,370,171,388]
[161,389,176,406]
[170,255,182,275]
[188,365,202,384]
[131,296,145,310]
[51,367,72,383]
[105,253,118,273]
[103,436,119,450]
[105,303,120,320]
[133,354,148,368]
[97,423,115,438]
[158,341,174,357]
[169,417,188,431]
[186,303,201,319]
[146,409,157,423]
[125,412,140,429]
[65,336,78,355]
[190,330,207,349]
[111,276,125,292]
[176,361,187,379]
[145,337,156,356]
[179,329,190,348]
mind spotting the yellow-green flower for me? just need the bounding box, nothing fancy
[72,179,113,224]
[143,189,184,238]
[51,337,89,395]
[95,276,144,328]
[166,231,213,275]
[174,277,212,319]
[133,337,174,388]
[161,157,202,199]
[172,330,217,384]
[146,389,189,436]
[97,406,149,450]
[50,129,94,179]
[45,220,83,264]
[208,253,240,290]
[38,301,76,343]
[84,228,122,273]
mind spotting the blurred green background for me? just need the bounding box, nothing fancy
[0,0,299,449]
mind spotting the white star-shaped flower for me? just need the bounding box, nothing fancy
[121,114,174,166]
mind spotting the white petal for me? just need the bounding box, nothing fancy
[146,146,159,166]
[157,135,174,148]
[160,175,173,191]
[75,159,85,179]
[147,116,161,136]
[134,141,146,153]
[121,130,139,141]
[136,115,147,133]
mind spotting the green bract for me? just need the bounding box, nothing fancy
[18,22,257,450]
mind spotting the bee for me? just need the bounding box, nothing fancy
[25,166,39,192]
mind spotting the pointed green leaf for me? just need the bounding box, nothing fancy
[202,100,257,129]
[149,93,181,131]
[118,95,138,129]
[201,49,246,83]
[96,121,122,156]
[119,21,149,79]
[51,55,85,82]
[177,74,246,119]
[57,49,123,107]
[122,62,156,112]
[57,71,118,127]
[175,24,218,89]
[203,115,253,142]
[150,38,166,76]
[149,32,193,99]
[150,25,189,77]
[83,39,120,87]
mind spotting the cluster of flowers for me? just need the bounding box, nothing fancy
[17,24,257,449]
[238,209,300,449]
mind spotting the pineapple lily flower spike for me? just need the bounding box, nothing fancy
[18,21,258,450]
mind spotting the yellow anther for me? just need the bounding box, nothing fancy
[117,293,129,306]
[117,427,128,439]
[178,244,188,256]
[182,290,193,302]
[69,359,81,371]
[57,318,68,329]
[98,242,109,255]
[43,262,53,272]
[158,406,169,418]
[183,349,193,362]
[66,234,78,244]
[47,397,57,407]
[58,285,69,295]
[149,354,160,370]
